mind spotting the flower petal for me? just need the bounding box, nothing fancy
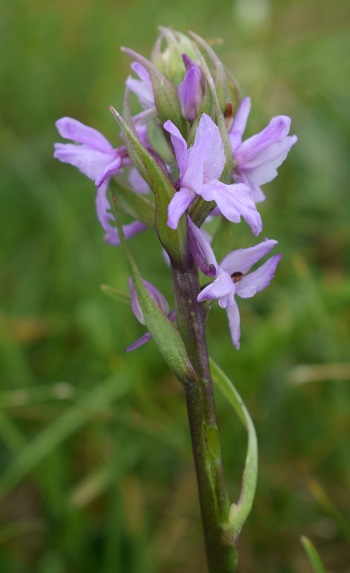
[239,135,298,187]
[236,116,292,165]
[55,117,113,152]
[129,167,150,194]
[236,253,282,299]
[54,143,115,181]
[184,114,225,190]
[95,181,147,245]
[95,156,122,187]
[167,188,195,230]
[187,216,217,275]
[226,303,241,349]
[231,97,251,137]
[220,239,278,275]
[198,269,236,309]
[163,119,189,177]
[201,180,263,236]
[126,62,155,109]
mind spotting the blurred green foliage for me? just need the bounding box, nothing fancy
[1,0,350,571]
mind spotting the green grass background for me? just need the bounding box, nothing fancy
[1,0,350,571]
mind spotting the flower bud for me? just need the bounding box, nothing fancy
[129,278,169,325]
[151,27,198,86]
[178,55,205,123]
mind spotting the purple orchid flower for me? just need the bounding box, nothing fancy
[126,278,176,352]
[54,117,148,245]
[229,97,298,202]
[188,217,281,348]
[163,113,262,235]
[126,62,155,110]
[178,54,205,123]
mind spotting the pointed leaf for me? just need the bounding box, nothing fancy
[210,357,258,538]
[110,106,187,262]
[114,196,197,384]
[301,537,326,573]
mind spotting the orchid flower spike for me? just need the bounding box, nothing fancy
[229,97,298,202]
[188,217,281,348]
[54,117,148,245]
[164,113,262,235]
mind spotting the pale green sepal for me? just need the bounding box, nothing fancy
[122,47,187,136]
[209,357,258,538]
[109,106,187,263]
[301,537,326,573]
[109,180,155,228]
[114,196,197,384]
[189,37,234,183]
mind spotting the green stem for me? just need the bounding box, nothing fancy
[171,256,238,573]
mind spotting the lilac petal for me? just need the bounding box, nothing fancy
[231,98,251,138]
[167,188,195,230]
[201,180,263,236]
[126,62,155,109]
[226,304,241,349]
[178,59,204,122]
[54,143,115,181]
[234,171,266,203]
[95,182,147,245]
[104,221,147,246]
[236,253,282,299]
[198,269,236,309]
[128,167,150,194]
[220,239,278,275]
[229,130,243,154]
[55,117,113,152]
[239,135,298,187]
[163,120,188,177]
[236,116,292,165]
[95,156,122,187]
[184,114,225,191]
[187,216,217,275]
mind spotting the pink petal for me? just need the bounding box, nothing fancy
[236,253,282,299]
[54,143,115,181]
[167,188,195,230]
[226,304,241,349]
[220,239,278,275]
[55,117,113,152]
[163,120,189,177]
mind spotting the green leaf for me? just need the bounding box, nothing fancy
[109,106,187,263]
[210,357,258,537]
[301,536,326,573]
[113,195,197,384]
[109,179,155,227]
[121,47,187,136]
